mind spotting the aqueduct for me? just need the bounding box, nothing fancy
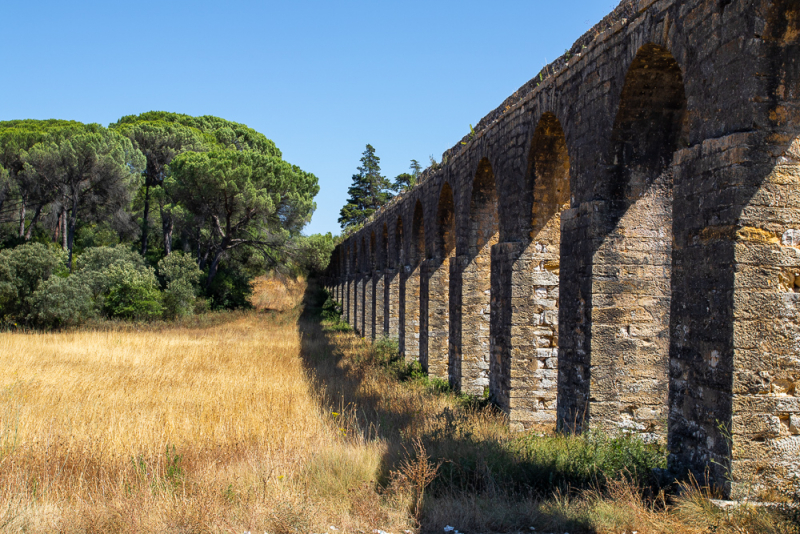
[325,0,800,497]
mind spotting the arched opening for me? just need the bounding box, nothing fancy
[506,112,571,430]
[428,183,455,380]
[459,158,499,395]
[360,236,370,338]
[352,241,360,331]
[392,217,405,348]
[370,230,380,340]
[379,222,390,337]
[406,200,425,364]
[590,43,687,441]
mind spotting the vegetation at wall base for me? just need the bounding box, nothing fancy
[314,287,799,533]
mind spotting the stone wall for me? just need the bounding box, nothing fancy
[325,0,800,497]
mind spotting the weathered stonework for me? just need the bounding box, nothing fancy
[326,0,800,497]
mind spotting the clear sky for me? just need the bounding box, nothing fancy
[1,0,620,236]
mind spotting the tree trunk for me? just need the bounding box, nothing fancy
[18,201,26,239]
[24,205,43,241]
[141,183,151,256]
[161,208,173,256]
[61,208,68,251]
[207,249,224,286]
[66,196,79,271]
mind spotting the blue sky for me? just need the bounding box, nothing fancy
[1,1,620,236]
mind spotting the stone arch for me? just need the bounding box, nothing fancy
[437,183,456,259]
[353,240,361,332]
[427,182,456,380]
[404,200,425,363]
[456,158,500,395]
[590,43,687,441]
[369,230,380,340]
[392,216,405,347]
[379,222,390,337]
[501,112,572,430]
[359,234,372,339]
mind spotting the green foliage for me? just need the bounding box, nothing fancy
[338,144,394,229]
[320,295,343,323]
[204,263,252,310]
[112,112,280,157]
[0,243,66,322]
[0,112,323,324]
[392,173,416,193]
[167,148,319,283]
[29,275,95,328]
[460,124,476,145]
[103,262,164,320]
[426,428,667,499]
[293,233,335,275]
[158,252,202,318]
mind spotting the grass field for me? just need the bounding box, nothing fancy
[0,282,796,533]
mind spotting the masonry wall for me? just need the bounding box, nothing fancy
[325,0,800,497]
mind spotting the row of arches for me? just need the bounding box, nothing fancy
[324,0,800,498]
[331,42,687,439]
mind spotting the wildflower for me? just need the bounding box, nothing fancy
[329,527,339,531]
[332,412,339,417]
[278,475,284,480]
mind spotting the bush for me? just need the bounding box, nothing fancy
[103,263,164,320]
[29,275,95,328]
[0,243,66,322]
[204,265,251,310]
[75,245,146,309]
[158,252,202,318]
[320,294,343,322]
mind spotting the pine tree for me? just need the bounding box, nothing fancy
[338,144,394,230]
[393,159,423,192]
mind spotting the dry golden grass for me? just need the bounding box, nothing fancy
[0,280,796,534]
[0,302,409,533]
[248,274,306,312]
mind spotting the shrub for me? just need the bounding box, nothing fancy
[75,245,146,309]
[103,263,163,320]
[29,275,95,328]
[320,294,343,322]
[0,243,66,322]
[205,265,251,310]
[158,252,202,318]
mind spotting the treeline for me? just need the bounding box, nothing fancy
[0,113,333,326]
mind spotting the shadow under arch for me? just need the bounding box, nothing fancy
[358,235,368,337]
[578,43,688,441]
[425,183,455,381]
[377,222,389,337]
[404,200,425,363]
[453,158,500,395]
[394,216,406,353]
[496,111,573,430]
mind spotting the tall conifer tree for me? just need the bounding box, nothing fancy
[338,144,393,230]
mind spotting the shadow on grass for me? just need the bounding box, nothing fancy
[297,282,671,533]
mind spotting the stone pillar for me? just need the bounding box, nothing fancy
[426,258,450,380]
[449,257,464,391]
[344,278,352,325]
[455,252,491,396]
[364,273,374,340]
[387,268,400,340]
[402,263,422,363]
[355,275,364,336]
[374,271,385,339]
[350,277,358,330]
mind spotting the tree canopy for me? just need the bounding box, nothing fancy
[166,148,318,285]
[0,113,327,317]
